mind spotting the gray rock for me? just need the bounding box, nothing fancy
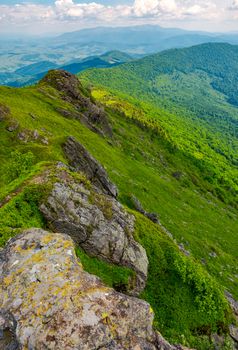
[63,136,118,198]
[40,166,147,295]
[0,228,156,350]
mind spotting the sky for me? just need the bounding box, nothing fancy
[0,0,238,35]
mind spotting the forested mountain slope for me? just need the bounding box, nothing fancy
[80,43,238,207]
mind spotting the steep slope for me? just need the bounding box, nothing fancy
[0,70,237,349]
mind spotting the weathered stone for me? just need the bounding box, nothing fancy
[63,136,118,198]
[40,166,147,295]
[0,229,155,350]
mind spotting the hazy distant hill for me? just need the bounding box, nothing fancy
[0,50,133,87]
[56,25,238,53]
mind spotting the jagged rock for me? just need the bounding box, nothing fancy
[131,195,160,224]
[226,292,238,346]
[0,104,10,121]
[63,136,118,198]
[40,165,147,295]
[40,70,112,136]
[0,228,155,350]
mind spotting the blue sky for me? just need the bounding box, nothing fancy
[0,0,238,35]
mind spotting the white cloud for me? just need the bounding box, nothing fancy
[229,0,238,10]
[0,0,235,33]
[133,0,178,17]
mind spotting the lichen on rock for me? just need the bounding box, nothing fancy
[0,228,157,350]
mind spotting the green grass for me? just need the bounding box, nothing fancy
[76,246,135,291]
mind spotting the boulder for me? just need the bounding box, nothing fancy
[63,136,118,198]
[0,228,155,350]
[40,165,147,295]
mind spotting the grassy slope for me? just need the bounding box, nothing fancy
[0,78,236,349]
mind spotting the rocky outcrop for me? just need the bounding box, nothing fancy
[130,195,160,224]
[40,70,112,136]
[63,136,118,197]
[40,164,147,295]
[0,229,157,349]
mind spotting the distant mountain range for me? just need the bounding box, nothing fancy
[56,25,238,53]
[1,24,238,87]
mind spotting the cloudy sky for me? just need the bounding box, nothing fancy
[0,0,238,35]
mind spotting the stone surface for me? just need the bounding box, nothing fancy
[40,166,147,295]
[63,136,118,198]
[0,229,156,350]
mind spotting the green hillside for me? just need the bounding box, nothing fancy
[80,43,238,207]
[0,66,237,349]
